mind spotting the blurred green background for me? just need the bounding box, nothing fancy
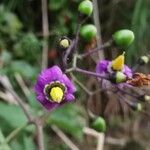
[0,0,149,150]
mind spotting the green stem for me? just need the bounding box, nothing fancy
[5,123,29,144]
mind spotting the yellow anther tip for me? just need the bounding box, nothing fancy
[112,52,125,71]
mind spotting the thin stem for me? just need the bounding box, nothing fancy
[51,125,79,150]
[41,0,49,69]
[116,86,139,99]
[36,120,44,150]
[78,40,112,59]
[70,73,92,95]
[63,16,89,69]
[72,67,109,80]
[97,133,105,150]
[14,73,31,98]
[92,0,104,60]
[5,123,29,143]
[132,63,140,72]
[0,77,33,122]
[63,40,76,69]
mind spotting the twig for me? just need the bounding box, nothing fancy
[83,127,105,150]
[63,16,89,69]
[0,76,45,150]
[0,76,33,122]
[51,125,79,150]
[97,133,105,150]
[41,0,49,69]
[105,137,126,146]
[63,40,76,69]
[78,40,112,59]
[69,67,109,80]
[14,73,30,98]
[70,73,92,95]
[92,0,104,61]
[36,120,45,150]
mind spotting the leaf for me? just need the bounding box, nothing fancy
[47,103,85,140]
[0,5,22,35]
[0,50,12,65]
[0,103,28,130]
[23,135,35,150]
[9,61,38,80]
[49,0,67,11]
[10,134,35,150]
[0,129,11,150]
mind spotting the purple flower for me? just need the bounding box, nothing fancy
[34,66,76,110]
[96,60,133,78]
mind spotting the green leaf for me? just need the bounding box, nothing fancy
[9,61,38,79]
[0,129,11,150]
[10,134,35,150]
[23,135,35,150]
[47,103,85,140]
[0,5,22,35]
[0,103,27,130]
[49,0,67,11]
[0,50,12,65]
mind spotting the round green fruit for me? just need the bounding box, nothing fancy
[80,24,97,41]
[116,71,126,83]
[92,117,106,132]
[112,29,134,47]
[78,0,93,16]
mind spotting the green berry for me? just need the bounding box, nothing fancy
[136,103,142,111]
[80,24,97,41]
[92,117,106,132]
[78,0,93,16]
[116,71,126,83]
[113,29,134,47]
[138,56,149,65]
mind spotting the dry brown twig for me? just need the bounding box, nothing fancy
[51,125,79,150]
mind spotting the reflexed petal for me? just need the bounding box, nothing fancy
[65,93,75,101]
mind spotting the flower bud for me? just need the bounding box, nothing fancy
[92,116,106,132]
[58,37,70,50]
[78,0,93,16]
[80,24,97,41]
[112,29,134,47]
[138,56,149,65]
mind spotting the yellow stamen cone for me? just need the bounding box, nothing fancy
[50,87,64,103]
[112,52,125,71]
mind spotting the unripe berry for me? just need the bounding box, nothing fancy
[92,117,106,132]
[78,0,93,16]
[109,72,126,83]
[116,71,127,83]
[80,24,97,41]
[112,29,134,47]
[138,56,149,65]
